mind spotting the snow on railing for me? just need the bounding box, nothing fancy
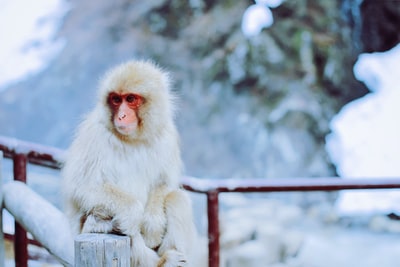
[2,135,400,267]
[3,181,74,266]
[0,135,64,169]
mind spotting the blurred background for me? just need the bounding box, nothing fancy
[1,0,400,266]
[1,0,399,180]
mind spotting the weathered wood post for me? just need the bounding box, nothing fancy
[0,151,4,267]
[74,234,130,267]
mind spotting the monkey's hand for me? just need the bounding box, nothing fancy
[101,183,144,236]
[157,250,187,267]
[81,205,115,234]
[141,208,167,249]
[112,202,144,236]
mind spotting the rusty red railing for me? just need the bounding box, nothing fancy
[2,135,400,267]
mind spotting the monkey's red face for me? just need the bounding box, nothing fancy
[107,92,144,136]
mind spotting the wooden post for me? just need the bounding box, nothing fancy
[75,234,130,267]
[207,190,220,267]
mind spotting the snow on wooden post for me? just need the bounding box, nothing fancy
[75,233,130,267]
[0,151,4,267]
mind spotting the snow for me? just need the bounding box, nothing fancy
[0,136,65,162]
[241,0,285,38]
[0,0,68,90]
[292,228,400,267]
[326,43,400,215]
[255,0,285,8]
[242,5,273,37]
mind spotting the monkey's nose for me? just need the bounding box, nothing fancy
[119,114,127,120]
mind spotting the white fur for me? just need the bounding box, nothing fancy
[62,60,201,266]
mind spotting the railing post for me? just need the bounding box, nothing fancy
[207,190,220,267]
[0,151,4,267]
[13,153,28,267]
[74,234,131,267]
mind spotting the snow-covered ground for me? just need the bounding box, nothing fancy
[219,194,400,267]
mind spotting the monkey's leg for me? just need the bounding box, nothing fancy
[130,233,160,267]
[157,189,196,267]
[141,184,169,249]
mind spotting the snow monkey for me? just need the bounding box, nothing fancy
[62,60,197,266]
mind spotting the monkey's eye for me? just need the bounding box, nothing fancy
[109,94,122,105]
[125,94,137,103]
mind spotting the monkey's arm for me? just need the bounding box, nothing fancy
[141,183,170,249]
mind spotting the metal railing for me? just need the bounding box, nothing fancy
[0,136,64,267]
[2,135,400,267]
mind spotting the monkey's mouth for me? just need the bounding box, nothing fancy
[115,126,131,135]
[115,124,136,136]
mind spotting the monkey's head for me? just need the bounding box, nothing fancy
[97,60,176,143]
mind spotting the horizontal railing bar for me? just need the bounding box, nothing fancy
[1,135,400,193]
[4,233,59,263]
[4,233,42,247]
[0,136,64,169]
[182,176,400,193]
[2,136,400,194]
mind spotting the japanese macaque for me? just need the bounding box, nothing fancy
[62,60,198,266]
